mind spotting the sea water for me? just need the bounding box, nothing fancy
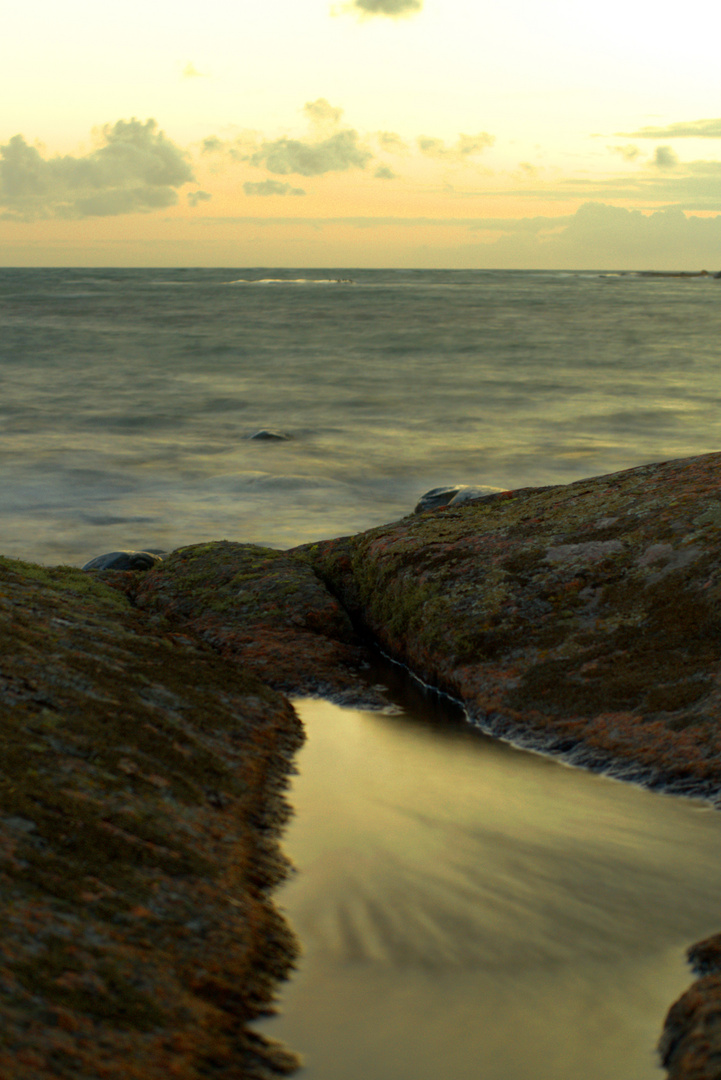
[2,267,721,565]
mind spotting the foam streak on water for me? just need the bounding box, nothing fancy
[2,267,721,564]
[256,696,721,1080]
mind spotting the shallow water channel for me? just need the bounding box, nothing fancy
[255,675,721,1080]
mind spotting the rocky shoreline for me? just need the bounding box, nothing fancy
[5,449,721,1077]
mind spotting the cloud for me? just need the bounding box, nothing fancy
[653,145,679,170]
[376,131,408,153]
[303,98,343,128]
[187,189,212,206]
[610,144,641,161]
[417,132,495,160]
[374,165,397,179]
[250,129,372,176]
[348,0,422,17]
[0,119,194,220]
[480,202,721,270]
[622,119,721,139]
[243,179,306,196]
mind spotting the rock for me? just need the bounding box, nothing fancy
[688,934,721,976]
[414,484,507,513]
[659,935,721,1078]
[104,541,386,707]
[82,549,166,571]
[13,451,721,1079]
[306,451,721,801]
[0,554,304,1078]
[660,958,721,1079]
[248,430,291,441]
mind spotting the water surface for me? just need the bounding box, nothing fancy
[256,689,721,1080]
[3,268,721,565]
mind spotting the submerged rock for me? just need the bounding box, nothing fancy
[248,430,291,441]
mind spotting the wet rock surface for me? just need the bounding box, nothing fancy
[413,483,507,513]
[100,540,384,706]
[659,933,721,1080]
[306,450,721,801]
[0,555,303,1078]
[81,549,166,572]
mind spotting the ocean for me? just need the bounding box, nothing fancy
[2,267,721,566]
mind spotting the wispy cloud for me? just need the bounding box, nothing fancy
[621,118,721,139]
[609,144,641,161]
[250,130,372,176]
[653,145,679,170]
[481,201,721,269]
[303,98,344,128]
[417,132,495,160]
[202,99,373,178]
[375,131,408,153]
[243,179,306,196]
[347,0,422,18]
[187,189,212,206]
[0,119,193,220]
[182,62,205,79]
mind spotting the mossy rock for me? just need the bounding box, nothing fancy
[0,554,303,1078]
[307,451,721,799]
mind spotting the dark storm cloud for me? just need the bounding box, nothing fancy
[0,119,194,220]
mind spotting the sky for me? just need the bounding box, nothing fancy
[2,0,721,268]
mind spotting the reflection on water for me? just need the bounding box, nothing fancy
[255,679,721,1080]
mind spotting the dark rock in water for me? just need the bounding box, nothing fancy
[661,933,721,1076]
[248,429,291,441]
[688,934,721,976]
[82,550,166,571]
[414,484,506,513]
[660,952,721,1078]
